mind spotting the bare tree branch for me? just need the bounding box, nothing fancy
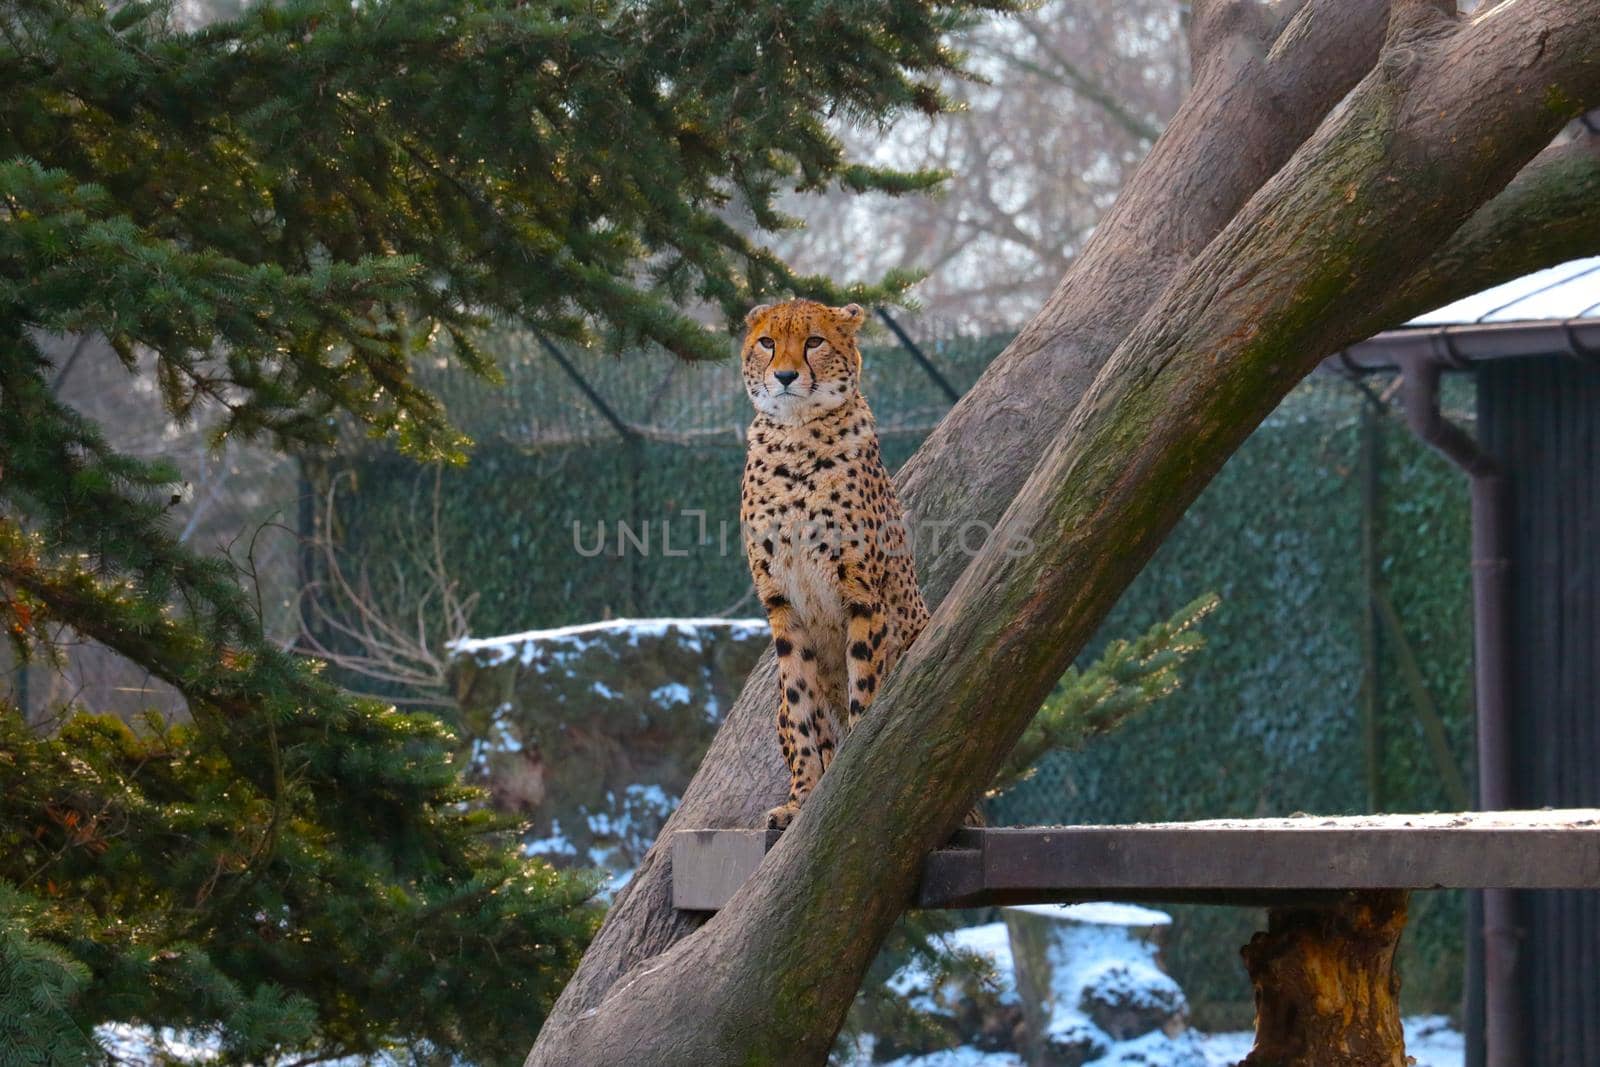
[1009,18,1163,144]
[293,469,477,710]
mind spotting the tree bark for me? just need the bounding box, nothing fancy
[527,4,1600,1062]
[1375,133,1600,331]
[1240,892,1410,1067]
[530,7,1392,1049]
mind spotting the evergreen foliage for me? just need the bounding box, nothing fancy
[989,592,1218,797]
[2,0,1013,1059]
[0,699,597,1064]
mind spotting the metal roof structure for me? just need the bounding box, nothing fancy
[1333,257,1600,373]
[1408,257,1600,326]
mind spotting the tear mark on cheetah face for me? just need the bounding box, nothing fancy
[741,299,865,426]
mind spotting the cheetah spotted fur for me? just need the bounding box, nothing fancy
[739,299,930,831]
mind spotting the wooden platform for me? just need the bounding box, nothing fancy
[671,809,1600,911]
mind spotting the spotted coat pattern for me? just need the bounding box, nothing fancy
[739,299,930,830]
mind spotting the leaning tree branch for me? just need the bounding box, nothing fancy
[527,8,1399,1046]
[528,1,1600,1061]
[1374,132,1600,330]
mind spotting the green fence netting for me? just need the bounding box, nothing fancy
[324,324,1476,1024]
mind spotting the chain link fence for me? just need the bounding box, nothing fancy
[382,314,1008,453]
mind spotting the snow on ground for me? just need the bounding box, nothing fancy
[872,1021,1463,1067]
[1199,1017,1463,1067]
[869,904,1464,1067]
[1403,1015,1468,1066]
[1197,1030,1255,1066]
[877,1049,1024,1066]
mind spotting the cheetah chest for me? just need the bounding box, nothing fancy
[774,524,851,692]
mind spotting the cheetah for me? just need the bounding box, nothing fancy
[739,299,930,831]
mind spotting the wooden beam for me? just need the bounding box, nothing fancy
[671,810,1600,912]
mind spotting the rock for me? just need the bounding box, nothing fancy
[1079,961,1188,1041]
[449,617,767,875]
[1003,902,1190,1066]
[1080,1029,1210,1067]
[1038,1016,1110,1066]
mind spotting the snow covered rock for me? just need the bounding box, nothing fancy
[847,908,1467,1067]
[1079,961,1188,1041]
[881,923,1027,1058]
[1038,1016,1111,1065]
[449,617,767,872]
[1004,903,1189,1067]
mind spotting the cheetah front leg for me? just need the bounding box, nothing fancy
[843,592,889,736]
[765,603,837,831]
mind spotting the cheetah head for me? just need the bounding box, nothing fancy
[741,299,866,425]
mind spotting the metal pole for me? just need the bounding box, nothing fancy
[533,330,637,440]
[1399,353,1522,1067]
[1358,400,1382,814]
[874,309,960,404]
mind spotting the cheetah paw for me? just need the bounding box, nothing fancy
[766,800,802,831]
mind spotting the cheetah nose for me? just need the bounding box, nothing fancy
[774,370,800,387]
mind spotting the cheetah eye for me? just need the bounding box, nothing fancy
[757,337,775,350]
[804,335,825,350]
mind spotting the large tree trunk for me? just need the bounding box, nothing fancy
[527,4,1600,1062]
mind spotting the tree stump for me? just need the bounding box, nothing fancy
[1240,891,1408,1067]
[1005,902,1189,1066]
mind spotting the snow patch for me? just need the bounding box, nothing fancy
[523,819,578,858]
[1200,1017,1462,1067]
[879,1049,1024,1067]
[650,682,694,706]
[1007,901,1171,926]
[1086,1028,1208,1066]
[448,616,768,666]
[888,921,1019,1014]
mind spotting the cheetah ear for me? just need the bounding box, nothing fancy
[744,303,774,329]
[835,303,866,334]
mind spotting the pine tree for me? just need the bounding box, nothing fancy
[0,0,1013,1060]
[990,593,1219,796]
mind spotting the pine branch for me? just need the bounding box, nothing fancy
[2,0,1018,455]
[989,593,1219,798]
